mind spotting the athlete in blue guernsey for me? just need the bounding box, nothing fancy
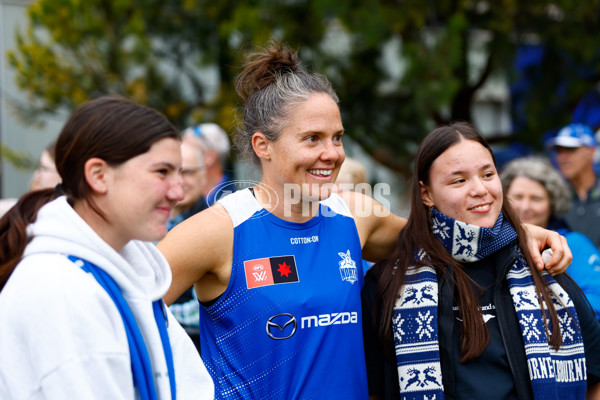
[158,42,407,399]
[200,189,366,398]
[158,41,572,400]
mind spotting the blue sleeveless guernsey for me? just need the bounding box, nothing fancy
[200,189,368,399]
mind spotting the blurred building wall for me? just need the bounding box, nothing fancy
[1,0,66,198]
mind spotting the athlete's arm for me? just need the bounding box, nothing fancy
[158,204,234,305]
[340,191,571,273]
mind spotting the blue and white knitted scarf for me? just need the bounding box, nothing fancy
[393,208,586,400]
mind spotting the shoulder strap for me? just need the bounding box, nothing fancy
[68,256,176,400]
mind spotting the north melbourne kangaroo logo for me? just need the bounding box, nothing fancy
[338,250,358,284]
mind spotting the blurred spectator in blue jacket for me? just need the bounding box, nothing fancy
[502,156,600,320]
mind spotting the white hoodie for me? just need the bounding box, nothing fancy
[0,197,214,400]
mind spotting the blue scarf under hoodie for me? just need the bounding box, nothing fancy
[393,208,587,400]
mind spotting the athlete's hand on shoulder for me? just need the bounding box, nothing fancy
[523,223,572,275]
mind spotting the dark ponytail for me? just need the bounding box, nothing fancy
[0,95,179,293]
[0,189,58,291]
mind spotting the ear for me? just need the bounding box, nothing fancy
[420,181,434,207]
[203,148,218,167]
[84,158,109,194]
[251,132,271,161]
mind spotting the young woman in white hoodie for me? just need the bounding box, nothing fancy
[0,96,213,400]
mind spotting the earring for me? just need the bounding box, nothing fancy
[426,204,435,216]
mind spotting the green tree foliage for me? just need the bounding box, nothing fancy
[8,0,600,176]
[8,0,209,128]
[331,0,600,174]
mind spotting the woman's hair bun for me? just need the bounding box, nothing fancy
[236,40,302,102]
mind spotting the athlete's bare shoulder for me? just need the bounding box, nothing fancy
[159,203,234,304]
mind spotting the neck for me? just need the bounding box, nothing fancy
[430,208,516,262]
[570,168,596,201]
[73,200,126,252]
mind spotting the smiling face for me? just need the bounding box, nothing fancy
[420,139,503,228]
[261,93,345,202]
[506,176,552,228]
[101,137,184,248]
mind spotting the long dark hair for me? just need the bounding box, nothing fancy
[375,122,562,362]
[0,96,179,292]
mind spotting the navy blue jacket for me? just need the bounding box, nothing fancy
[362,246,600,399]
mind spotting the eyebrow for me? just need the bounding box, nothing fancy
[152,162,178,170]
[448,163,494,176]
[297,128,345,136]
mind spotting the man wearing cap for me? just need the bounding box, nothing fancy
[548,123,600,248]
[183,123,234,206]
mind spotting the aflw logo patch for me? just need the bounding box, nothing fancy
[243,255,299,289]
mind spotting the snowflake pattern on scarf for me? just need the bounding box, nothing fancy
[393,208,587,400]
